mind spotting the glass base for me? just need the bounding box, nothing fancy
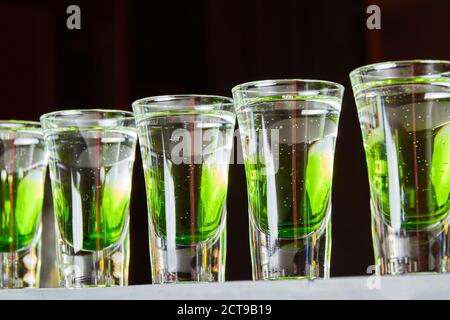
[250,214,331,280]
[372,208,450,275]
[0,239,41,289]
[57,232,129,288]
[149,225,226,284]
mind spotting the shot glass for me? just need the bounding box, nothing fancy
[350,60,450,275]
[0,121,47,288]
[133,95,235,283]
[232,80,344,280]
[41,110,137,287]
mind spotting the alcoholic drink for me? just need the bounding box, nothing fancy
[42,110,136,287]
[356,79,450,231]
[351,60,450,274]
[241,99,339,239]
[0,167,45,251]
[233,79,343,280]
[47,129,136,251]
[0,122,47,288]
[139,112,233,245]
[134,96,235,283]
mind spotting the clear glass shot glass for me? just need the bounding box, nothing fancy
[232,80,344,280]
[0,121,47,288]
[133,95,235,283]
[350,60,450,275]
[41,110,137,287]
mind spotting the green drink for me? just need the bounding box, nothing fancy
[233,80,344,280]
[242,100,338,239]
[41,110,137,287]
[0,121,47,288]
[134,96,235,283]
[360,94,450,230]
[0,168,45,251]
[144,159,229,246]
[351,60,450,275]
[47,129,135,251]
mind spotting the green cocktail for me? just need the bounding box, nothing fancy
[0,169,45,251]
[233,80,344,280]
[41,110,137,288]
[0,121,47,288]
[351,60,450,274]
[134,95,235,283]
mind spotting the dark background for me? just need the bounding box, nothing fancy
[0,0,449,286]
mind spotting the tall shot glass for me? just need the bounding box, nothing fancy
[350,60,450,275]
[41,110,137,287]
[133,95,235,283]
[232,80,344,280]
[0,121,47,288]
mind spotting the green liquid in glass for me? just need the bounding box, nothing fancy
[238,99,339,239]
[138,113,234,245]
[0,169,45,251]
[145,163,229,245]
[356,78,450,230]
[47,129,136,251]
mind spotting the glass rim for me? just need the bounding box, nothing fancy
[40,108,135,123]
[231,79,345,94]
[0,120,42,131]
[349,59,450,80]
[132,94,234,108]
